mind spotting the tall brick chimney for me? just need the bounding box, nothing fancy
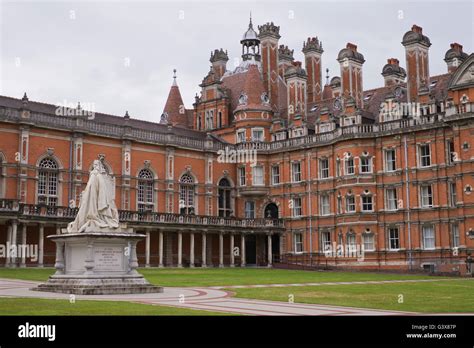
[210,48,229,79]
[337,43,365,108]
[278,45,294,78]
[285,61,307,121]
[258,22,281,112]
[402,25,431,103]
[444,43,468,73]
[381,58,406,87]
[303,37,324,103]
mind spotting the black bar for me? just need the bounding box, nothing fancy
[0,316,472,346]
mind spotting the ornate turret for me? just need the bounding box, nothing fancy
[303,37,324,102]
[338,43,365,107]
[210,48,229,79]
[382,58,406,86]
[161,69,187,127]
[241,15,260,62]
[445,43,468,73]
[302,37,323,55]
[402,25,431,102]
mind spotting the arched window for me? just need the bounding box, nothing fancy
[137,169,154,212]
[264,203,278,219]
[218,178,232,217]
[179,174,195,215]
[38,157,59,206]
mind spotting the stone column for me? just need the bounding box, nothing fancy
[219,232,224,268]
[201,232,207,268]
[5,225,12,267]
[10,221,18,268]
[20,224,27,267]
[190,232,195,268]
[230,234,235,267]
[54,241,65,275]
[158,231,164,268]
[38,224,44,267]
[267,234,273,267]
[145,231,151,267]
[241,234,246,267]
[177,231,183,268]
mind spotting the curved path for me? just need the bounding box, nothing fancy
[0,278,418,316]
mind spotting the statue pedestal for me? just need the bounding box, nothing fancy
[33,231,163,295]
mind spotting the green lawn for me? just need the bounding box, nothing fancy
[0,267,438,287]
[0,297,228,316]
[230,279,474,313]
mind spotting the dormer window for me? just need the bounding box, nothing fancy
[344,116,357,126]
[251,128,264,142]
[394,87,403,99]
[333,98,342,110]
[261,92,270,104]
[429,80,438,88]
[239,92,248,105]
[310,105,318,112]
[460,94,469,104]
[364,94,373,101]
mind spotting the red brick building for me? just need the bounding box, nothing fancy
[1,21,473,273]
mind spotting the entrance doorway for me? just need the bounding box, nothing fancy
[245,235,257,265]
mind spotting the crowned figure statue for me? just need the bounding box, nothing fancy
[67,159,120,233]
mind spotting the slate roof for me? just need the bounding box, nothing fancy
[0,94,209,140]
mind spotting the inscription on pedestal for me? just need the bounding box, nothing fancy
[94,246,124,271]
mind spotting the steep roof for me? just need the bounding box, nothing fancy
[306,73,452,125]
[163,78,187,127]
[0,94,208,139]
[221,70,248,112]
[234,64,271,112]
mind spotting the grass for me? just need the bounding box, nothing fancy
[230,279,474,313]
[0,297,229,315]
[0,268,433,287]
[0,268,471,314]
[0,267,439,287]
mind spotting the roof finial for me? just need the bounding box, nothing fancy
[249,11,253,28]
[325,68,330,85]
[172,69,177,86]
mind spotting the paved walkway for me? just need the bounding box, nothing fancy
[0,277,419,316]
[209,277,468,289]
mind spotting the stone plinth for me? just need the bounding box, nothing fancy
[33,232,163,295]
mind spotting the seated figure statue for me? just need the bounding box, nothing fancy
[67,159,120,233]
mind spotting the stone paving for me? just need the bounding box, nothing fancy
[6,277,472,316]
[0,277,422,316]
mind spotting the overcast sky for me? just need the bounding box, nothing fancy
[0,0,472,123]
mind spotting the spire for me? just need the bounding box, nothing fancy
[163,69,186,127]
[325,68,330,85]
[172,69,177,86]
[241,14,260,61]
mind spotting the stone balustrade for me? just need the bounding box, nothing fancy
[0,199,284,229]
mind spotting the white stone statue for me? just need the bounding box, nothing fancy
[67,159,120,233]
